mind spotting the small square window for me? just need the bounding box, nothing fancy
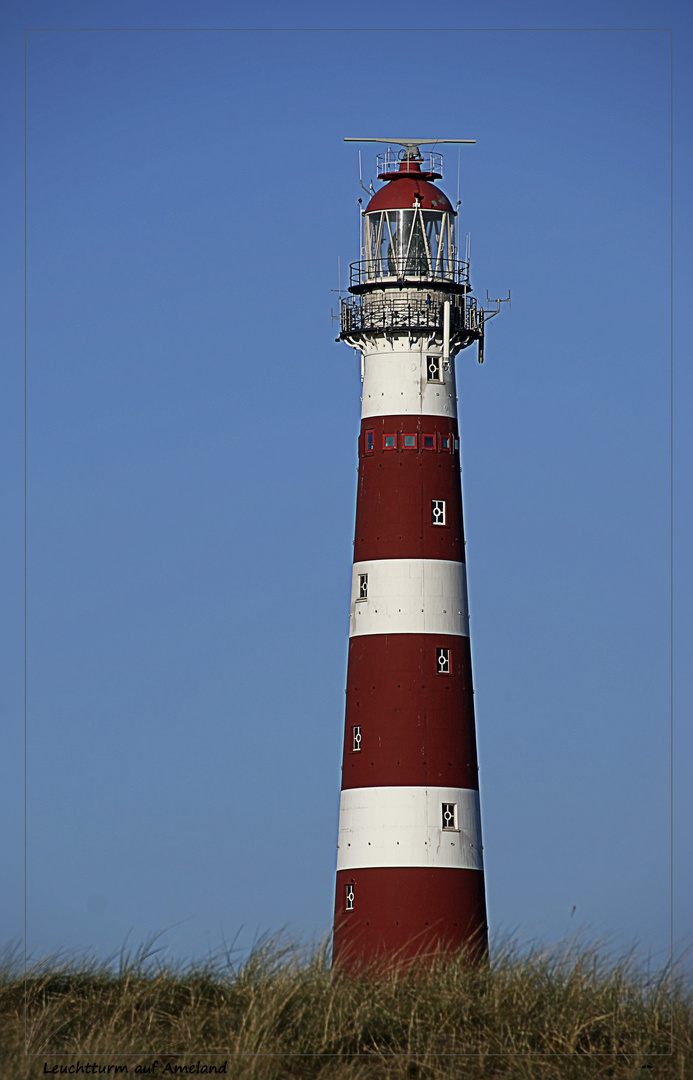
[442,803,457,830]
[403,434,417,449]
[383,434,397,450]
[345,884,355,910]
[436,647,451,675]
[365,430,374,454]
[352,726,362,752]
[357,573,368,600]
[427,356,442,382]
[431,500,446,526]
[441,435,451,451]
[423,434,435,450]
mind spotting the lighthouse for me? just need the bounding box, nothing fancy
[333,139,499,970]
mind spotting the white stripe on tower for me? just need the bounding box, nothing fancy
[361,346,457,418]
[350,558,469,638]
[337,786,483,871]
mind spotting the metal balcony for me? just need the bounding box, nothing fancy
[339,293,483,339]
[349,258,470,292]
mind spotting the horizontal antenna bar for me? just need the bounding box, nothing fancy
[344,138,476,145]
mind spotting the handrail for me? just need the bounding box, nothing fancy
[376,150,443,176]
[349,258,470,288]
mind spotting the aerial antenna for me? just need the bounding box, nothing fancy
[456,148,461,207]
[330,255,344,328]
[357,149,373,198]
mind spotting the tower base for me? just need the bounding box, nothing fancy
[332,866,487,972]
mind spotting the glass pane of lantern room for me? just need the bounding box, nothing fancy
[422,211,451,278]
[379,211,399,274]
[364,213,383,275]
[385,211,430,276]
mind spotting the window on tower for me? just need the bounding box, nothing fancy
[431,500,446,526]
[383,434,397,450]
[423,434,436,450]
[365,430,374,454]
[441,435,452,452]
[427,356,443,382]
[436,647,451,675]
[345,884,355,910]
[352,726,362,752]
[442,803,457,830]
[357,574,368,601]
[403,434,417,449]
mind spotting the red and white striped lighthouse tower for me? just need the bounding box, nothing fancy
[333,139,499,970]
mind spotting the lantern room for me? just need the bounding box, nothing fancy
[359,148,462,288]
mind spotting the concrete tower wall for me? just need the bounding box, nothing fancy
[333,327,487,969]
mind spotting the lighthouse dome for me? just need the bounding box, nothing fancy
[366,167,455,215]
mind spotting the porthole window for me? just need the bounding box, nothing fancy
[352,726,362,752]
[442,803,457,830]
[345,884,355,910]
[427,356,442,382]
[357,573,368,600]
[431,500,446,526]
[436,647,451,675]
[365,430,375,454]
[423,434,435,450]
[383,434,397,450]
[403,434,417,449]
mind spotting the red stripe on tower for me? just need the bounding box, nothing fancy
[333,140,495,971]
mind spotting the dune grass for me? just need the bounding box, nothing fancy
[1,935,691,1078]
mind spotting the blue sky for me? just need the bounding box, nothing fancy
[2,1,691,979]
